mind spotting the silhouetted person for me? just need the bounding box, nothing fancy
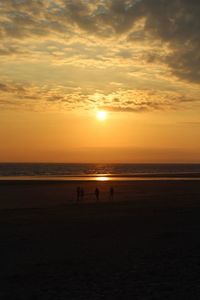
[76,186,81,202]
[109,187,114,200]
[95,187,99,201]
[80,187,84,201]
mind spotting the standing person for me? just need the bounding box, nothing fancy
[95,187,99,201]
[76,186,81,202]
[109,187,114,201]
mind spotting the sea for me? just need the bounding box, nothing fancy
[0,163,200,181]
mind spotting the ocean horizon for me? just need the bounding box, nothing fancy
[0,163,200,181]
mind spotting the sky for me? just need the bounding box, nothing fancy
[0,0,200,163]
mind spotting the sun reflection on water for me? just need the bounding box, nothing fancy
[95,176,110,181]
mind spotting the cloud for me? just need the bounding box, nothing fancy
[0,1,141,41]
[0,0,200,114]
[141,0,200,83]
[0,81,198,112]
[98,89,199,112]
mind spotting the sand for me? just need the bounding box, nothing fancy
[0,180,200,299]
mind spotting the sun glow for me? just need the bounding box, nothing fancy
[96,176,110,181]
[97,110,107,121]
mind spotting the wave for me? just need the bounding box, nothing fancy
[0,163,200,180]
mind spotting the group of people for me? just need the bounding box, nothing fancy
[76,186,114,202]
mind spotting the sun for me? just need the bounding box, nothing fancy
[97,110,107,121]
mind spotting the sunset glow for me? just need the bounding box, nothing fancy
[96,176,110,181]
[97,111,107,121]
[0,1,200,163]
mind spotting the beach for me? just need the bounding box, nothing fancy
[1,180,200,299]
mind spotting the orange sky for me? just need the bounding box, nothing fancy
[0,1,200,163]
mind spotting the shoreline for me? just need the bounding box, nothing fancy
[0,174,200,182]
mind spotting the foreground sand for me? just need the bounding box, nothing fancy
[0,180,200,299]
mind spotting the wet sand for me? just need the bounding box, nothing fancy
[1,180,200,299]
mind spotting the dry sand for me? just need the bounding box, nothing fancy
[0,180,200,299]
